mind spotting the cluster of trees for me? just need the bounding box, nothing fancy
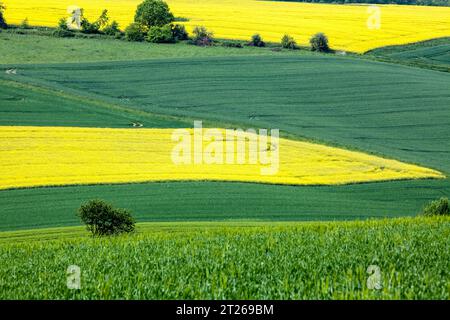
[278,0,449,6]
[5,0,333,51]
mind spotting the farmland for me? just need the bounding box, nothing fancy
[0,217,449,299]
[1,1,450,301]
[3,0,450,52]
[0,126,441,190]
[1,52,450,230]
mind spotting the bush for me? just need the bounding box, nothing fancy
[52,28,75,38]
[125,22,145,41]
[281,34,297,49]
[171,24,188,41]
[146,24,174,43]
[78,199,135,236]
[53,17,75,37]
[248,34,265,47]
[103,20,120,36]
[422,197,450,216]
[135,0,174,29]
[191,26,214,46]
[0,2,7,29]
[20,18,31,29]
[310,32,330,52]
[222,41,243,48]
[81,9,109,34]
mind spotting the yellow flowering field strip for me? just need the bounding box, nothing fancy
[0,126,443,190]
[3,0,450,53]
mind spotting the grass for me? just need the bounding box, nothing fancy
[0,216,448,299]
[367,37,450,72]
[0,32,299,64]
[1,180,450,231]
[0,79,188,127]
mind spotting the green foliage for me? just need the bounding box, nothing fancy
[134,0,174,29]
[0,217,449,299]
[171,24,188,41]
[146,24,174,43]
[248,34,265,47]
[422,197,449,216]
[81,9,109,34]
[310,32,330,52]
[125,22,145,41]
[222,40,243,48]
[191,26,214,46]
[103,21,120,36]
[78,199,135,236]
[52,18,74,37]
[0,2,7,29]
[20,18,31,29]
[281,34,297,49]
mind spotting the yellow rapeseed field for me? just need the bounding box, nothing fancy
[0,126,443,190]
[3,0,450,52]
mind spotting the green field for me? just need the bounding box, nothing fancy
[1,52,449,230]
[0,217,448,299]
[368,37,450,72]
[0,32,300,64]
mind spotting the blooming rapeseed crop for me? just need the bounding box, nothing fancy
[0,126,443,190]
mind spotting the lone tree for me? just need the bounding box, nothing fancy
[134,0,174,29]
[78,199,135,236]
[310,32,330,52]
[0,2,7,29]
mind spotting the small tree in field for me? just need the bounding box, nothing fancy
[78,200,135,236]
[422,197,449,216]
[248,34,265,47]
[310,32,330,52]
[281,34,297,49]
[0,2,7,29]
[134,0,174,29]
[191,26,213,46]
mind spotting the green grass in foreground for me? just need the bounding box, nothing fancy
[0,32,300,64]
[0,217,448,299]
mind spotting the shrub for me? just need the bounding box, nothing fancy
[53,17,75,37]
[20,18,31,29]
[222,41,243,48]
[81,9,109,34]
[0,2,7,29]
[103,20,120,36]
[146,24,174,43]
[422,197,450,216]
[125,22,145,41]
[310,32,330,52]
[281,34,297,49]
[52,28,75,38]
[191,26,214,46]
[78,199,135,236]
[171,24,188,41]
[248,34,265,47]
[135,0,174,29]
